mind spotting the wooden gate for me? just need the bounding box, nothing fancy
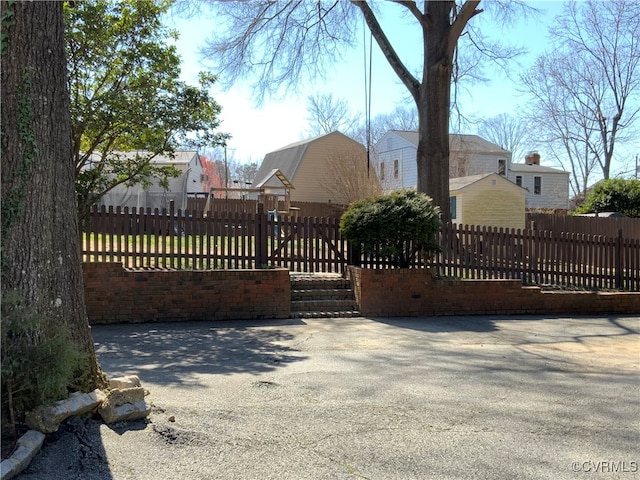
[261,212,347,273]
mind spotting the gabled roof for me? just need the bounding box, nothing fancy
[251,131,362,187]
[449,172,524,193]
[253,168,295,190]
[386,130,509,155]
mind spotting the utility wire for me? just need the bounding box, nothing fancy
[363,20,373,177]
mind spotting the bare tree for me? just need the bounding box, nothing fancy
[306,93,356,137]
[201,1,530,223]
[318,147,382,205]
[478,113,531,163]
[521,0,640,196]
[347,105,419,153]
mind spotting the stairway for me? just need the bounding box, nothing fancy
[290,273,360,319]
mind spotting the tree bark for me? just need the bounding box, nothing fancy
[1,2,104,390]
[417,1,455,224]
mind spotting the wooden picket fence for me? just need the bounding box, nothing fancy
[526,212,640,239]
[437,224,639,291]
[82,206,640,291]
[82,206,347,273]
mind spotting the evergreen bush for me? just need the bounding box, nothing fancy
[340,189,441,268]
[574,178,640,217]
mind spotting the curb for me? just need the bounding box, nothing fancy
[0,430,46,480]
[0,375,149,479]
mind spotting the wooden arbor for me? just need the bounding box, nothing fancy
[203,168,296,217]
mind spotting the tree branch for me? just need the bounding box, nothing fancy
[448,0,483,58]
[390,1,423,23]
[351,0,420,100]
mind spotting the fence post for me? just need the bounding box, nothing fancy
[615,228,623,289]
[256,203,267,268]
[347,242,362,267]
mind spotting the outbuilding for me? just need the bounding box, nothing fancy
[449,172,526,229]
[252,131,377,205]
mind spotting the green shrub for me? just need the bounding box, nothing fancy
[574,178,640,217]
[340,189,441,268]
[1,292,85,437]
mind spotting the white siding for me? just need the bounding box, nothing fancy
[186,154,206,194]
[450,152,505,177]
[376,132,417,191]
[507,170,569,210]
[377,132,510,189]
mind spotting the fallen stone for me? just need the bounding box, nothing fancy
[0,430,46,480]
[109,375,141,389]
[105,387,146,407]
[25,389,106,434]
[98,399,151,424]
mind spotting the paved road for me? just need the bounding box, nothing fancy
[19,315,640,480]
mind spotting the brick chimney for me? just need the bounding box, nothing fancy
[525,152,540,165]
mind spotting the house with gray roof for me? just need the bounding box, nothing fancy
[375,130,512,191]
[375,130,569,212]
[98,150,205,211]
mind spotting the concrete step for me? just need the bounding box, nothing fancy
[290,273,360,318]
[291,288,355,301]
[291,299,358,311]
[291,278,351,290]
[290,310,361,319]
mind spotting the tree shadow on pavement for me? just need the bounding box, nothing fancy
[91,319,309,388]
[371,315,500,332]
[369,314,639,376]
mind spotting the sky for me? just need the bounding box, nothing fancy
[165,1,637,177]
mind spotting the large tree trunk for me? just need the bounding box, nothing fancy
[417,1,454,224]
[1,2,104,390]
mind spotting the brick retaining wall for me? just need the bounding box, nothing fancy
[346,266,640,317]
[83,263,639,324]
[83,263,290,324]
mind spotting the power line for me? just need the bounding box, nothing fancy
[363,19,373,177]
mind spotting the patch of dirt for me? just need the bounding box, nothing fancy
[252,380,279,388]
[152,423,208,446]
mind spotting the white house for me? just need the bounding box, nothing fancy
[375,130,512,191]
[99,150,205,211]
[507,152,570,212]
[375,130,569,212]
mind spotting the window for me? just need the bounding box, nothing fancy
[498,159,506,176]
[515,176,522,187]
[534,176,542,195]
[450,196,457,220]
[393,159,399,179]
[379,161,385,180]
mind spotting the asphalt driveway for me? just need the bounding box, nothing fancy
[18,315,640,479]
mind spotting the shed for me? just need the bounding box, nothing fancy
[252,131,375,205]
[450,173,526,229]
